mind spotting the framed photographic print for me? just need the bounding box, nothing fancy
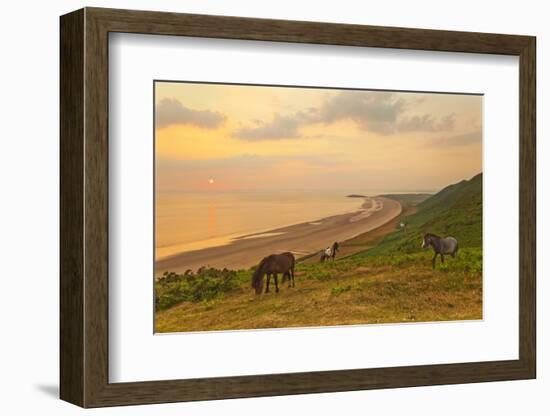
[60,7,536,408]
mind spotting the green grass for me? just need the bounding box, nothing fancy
[155,249,482,332]
[298,247,481,276]
[365,173,482,256]
[331,284,352,295]
[155,173,483,332]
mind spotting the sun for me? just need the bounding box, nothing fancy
[209,179,214,184]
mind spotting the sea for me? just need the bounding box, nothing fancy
[155,189,374,259]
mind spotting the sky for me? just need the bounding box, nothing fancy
[155,82,482,193]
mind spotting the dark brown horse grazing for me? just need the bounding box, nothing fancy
[251,252,295,294]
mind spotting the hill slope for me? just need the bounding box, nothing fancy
[156,252,482,332]
[155,174,483,332]
[365,173,482,256]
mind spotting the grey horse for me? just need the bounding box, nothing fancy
[421,233,458,269]
[251,252,296,294]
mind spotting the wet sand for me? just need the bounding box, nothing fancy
[155,196,402,276]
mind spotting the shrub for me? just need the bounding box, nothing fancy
[155,267,240,311]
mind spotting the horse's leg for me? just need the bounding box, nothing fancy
[441,254,445,264]
[432,253,437,269]
[274,274,279,293]
[265,274,270,293]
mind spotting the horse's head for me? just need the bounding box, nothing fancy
[422,233,440,248]
[251,259,266,295]
[422,234,431,248]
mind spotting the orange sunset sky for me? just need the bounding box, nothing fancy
[155,82,482,193]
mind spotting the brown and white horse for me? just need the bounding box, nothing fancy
[320,241,339,262]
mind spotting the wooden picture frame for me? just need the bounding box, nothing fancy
[60,7,536,408]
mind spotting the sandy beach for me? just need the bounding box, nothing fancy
[155,196,402,276]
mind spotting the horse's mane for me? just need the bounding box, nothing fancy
[424,232,440,239]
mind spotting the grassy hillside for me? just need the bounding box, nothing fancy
[156,250,482,332]
[155,174,483,332]
[364,173,482,256]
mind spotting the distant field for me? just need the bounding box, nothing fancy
[379,193,432,207]
[155,174,483,333]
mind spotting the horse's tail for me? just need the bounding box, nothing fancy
[290,254,295,279]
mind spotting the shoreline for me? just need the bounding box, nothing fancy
[156,195,367,260]
[155,196,402,276]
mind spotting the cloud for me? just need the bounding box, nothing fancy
[156,98,226,129]
[398,112,456,133]
[232,92,406,140]
[317,91,406,135]
[233,111,315,140]
[232,91,458,140]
